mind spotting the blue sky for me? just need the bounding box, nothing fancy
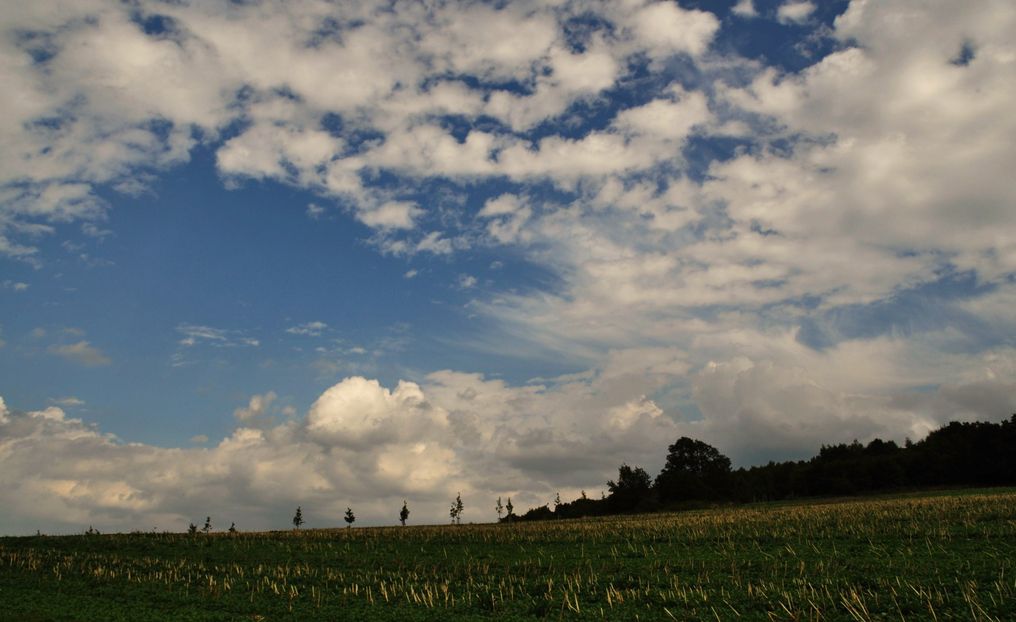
[1,0,1015,533]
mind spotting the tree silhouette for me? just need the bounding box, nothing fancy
[655,437,732,503]
[203,516,212,534]
[399,500,410,526]
[496,496,504,521]
[344,507,355,528]
[450,493,464,525]
[607,463,653,512]
[292,506,304,530]
[505,497,514,521]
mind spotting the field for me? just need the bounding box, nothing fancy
[2,490,1015,621]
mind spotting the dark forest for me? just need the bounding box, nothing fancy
[512,414,1016,521]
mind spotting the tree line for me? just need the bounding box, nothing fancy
[188,496,447,535]
[177,414,1015,533]
[512,414,1016,521]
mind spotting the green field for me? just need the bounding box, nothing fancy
[2,490,1014,621]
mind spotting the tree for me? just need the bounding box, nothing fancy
[344,507,355,528]
[188,522,198,536]
[519,504,554,521]
[292,506,304,530]
[496,496,504,521]
[607,463,653,512]
[228,522,237,535]
[400,500,410,526]
[450,493,464,525]
[553,492,562,516]
[654,437,732,503]
[203,516,212,534]
[505,497,514,520]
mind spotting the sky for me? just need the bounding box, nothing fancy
[1,0,1015,534]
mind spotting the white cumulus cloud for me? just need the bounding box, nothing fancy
[777,1,816,24]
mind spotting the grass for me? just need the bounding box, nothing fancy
[2,488,1015,620]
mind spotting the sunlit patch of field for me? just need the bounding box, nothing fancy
[2,489,1015,620]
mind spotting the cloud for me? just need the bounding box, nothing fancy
[286,321,328,337]
[216,120,345,187]
[613,88,711,142]
[478,195,523,218]
[51,397,85,408]
[176,324,258,348]
[48,341,111,367]
[478,194,532,245]
[306,378,434,448]
[709,0,1016,297]
[627,2,720,60]
[690,356,906,461]
[4,0,1016,536]
[233,391,278,428]
[483,40,620,132]
[777,1,816,24]
[732,0,757,18]
[2,280,28,291]
[400,229,457,256]
[5,338,1015,534]
[0,363,678,533]
[0,0,725,256]
[454,0,1016,372]
[357,201,422,231]
[306,203,325,219]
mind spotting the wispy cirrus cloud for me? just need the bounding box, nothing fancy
[285,321,328,337]
[50,396,85,407]
[176,324,259,348]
